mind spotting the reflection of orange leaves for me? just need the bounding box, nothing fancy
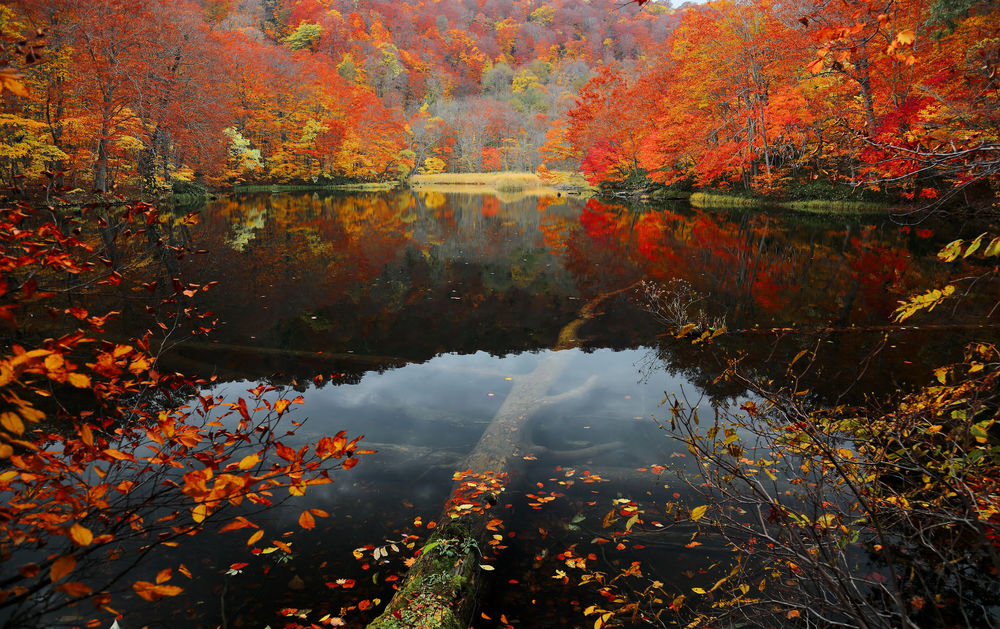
[299,511,316,530]
[480,196,500,218]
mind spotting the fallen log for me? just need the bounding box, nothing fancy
[367,282,639,629]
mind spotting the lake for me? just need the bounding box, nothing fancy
[71,190,999,627]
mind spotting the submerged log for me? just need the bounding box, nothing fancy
[367,282,639,629]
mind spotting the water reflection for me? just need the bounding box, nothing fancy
[81,190,999,626]
[162,191,999,406]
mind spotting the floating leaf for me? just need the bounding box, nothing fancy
[133,581,183,601]
[690,505,708,522]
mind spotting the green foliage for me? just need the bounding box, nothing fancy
[285,22,323,51]
[481,63,514,97]
[170,179,207,196]
[337,54,358,83]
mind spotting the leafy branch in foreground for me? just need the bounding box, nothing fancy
[658,351,1000,628]
[0,200,366,627]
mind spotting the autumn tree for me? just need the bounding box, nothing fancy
[0,199,365,627]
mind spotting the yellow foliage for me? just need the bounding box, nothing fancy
[418,156,446,175]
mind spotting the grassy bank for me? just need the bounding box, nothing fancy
[689,191,893,213]
[689,192,766,208]
[409,171,544,191]
[783,199,891,213]
[231,182,399,193]
[408,171,573,201]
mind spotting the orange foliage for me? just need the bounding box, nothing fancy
[0,201,364,623]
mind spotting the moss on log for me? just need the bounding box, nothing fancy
[366,282,640,629]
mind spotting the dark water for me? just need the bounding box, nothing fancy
[50,190,1000,628]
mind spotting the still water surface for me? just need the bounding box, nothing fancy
[102,190,998,627]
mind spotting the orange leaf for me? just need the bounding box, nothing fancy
[133,581,183,601]
[0,71,29,97]
[55,581,93,598]
[219,519,256,533]
[275,399,291,415]
[309,508,329,518]
[299,511,316,530]
[50,554,76,583]
[103,449,134,461]
[247,529,264,546]
[178,564,192,579]
[156,568,172,584]
[273,540,293,553]
[68,523,93,547]
[0,412,24,436]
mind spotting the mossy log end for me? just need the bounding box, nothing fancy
[366,351,572,628]
[367,284,639,629]
[368,521,479,629]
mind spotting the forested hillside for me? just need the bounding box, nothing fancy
[0,0,676,193]
[1,0,997,205]
[549,0,999,205]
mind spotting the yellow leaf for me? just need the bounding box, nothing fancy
[1,412,24,436]
[237,453,259,470]
[0,70,29,97]
[690,505,708,522]
[895,29,915,45]
[50,554,76,583]
[691,587,707,594]
[44,353,65,372]
[594,612,613,629]
[68,523,93,547]
[67,372,91,388]
[192,503,209,523]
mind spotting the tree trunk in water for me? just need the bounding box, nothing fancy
[367,283,638,629]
